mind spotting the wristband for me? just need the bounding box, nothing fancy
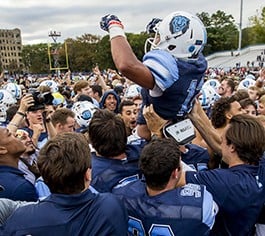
[109,26,126,40]
[16,111,26,117]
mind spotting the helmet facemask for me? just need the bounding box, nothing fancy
[145,11,207,60]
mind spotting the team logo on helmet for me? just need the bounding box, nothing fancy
[243,80,250,87]
[170,15,190,36]
[0,92,3,101]
[209,81,217,87]
[81,110,92,120]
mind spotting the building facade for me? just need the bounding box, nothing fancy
[0,28,23,71]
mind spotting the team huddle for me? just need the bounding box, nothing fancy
[0,10,265,236]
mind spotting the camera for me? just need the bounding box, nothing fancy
[28,89,54,111]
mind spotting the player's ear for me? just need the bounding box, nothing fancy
[226,111,233,120]
[84,168,91,182]
[172,167,181,180]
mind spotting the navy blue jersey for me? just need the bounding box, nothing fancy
[186,159,265,235]
[0,166,38,202]
[113,180,216,236]
[141,50,207,120]
[181,143,210,171]
[1,188,128,236]
[91,143,145,192]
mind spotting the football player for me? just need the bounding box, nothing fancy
[100,11,207,142]
[113,138,217,235]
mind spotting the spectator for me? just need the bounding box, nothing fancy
[73,80,90,98]
[113,138,217,235]
[232,89,249,102]
[211,96,244,132]
[73,80,98,106]
[239,98,257,116]
[51,108,76,133]
[6,93,57,149]
[88,84,103,104]
[16,129,40,185]
[99,90,120,114]
[132,95,143,114]
[118,100,137,137]
[0,127,38,201]
[1,132,128,235]
[193,96,245,168]
[248,85,261,101]
[217,77,235,97]
[24,105,55,149]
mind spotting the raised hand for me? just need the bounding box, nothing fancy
[100,14,123,32]
[143,104,168,137]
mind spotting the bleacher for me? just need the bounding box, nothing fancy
[206,44,265,69]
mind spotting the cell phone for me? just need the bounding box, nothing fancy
[163,118,196,145]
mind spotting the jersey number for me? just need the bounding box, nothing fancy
[128,217,174,236]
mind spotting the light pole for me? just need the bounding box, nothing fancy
[238,0,243,52]
[48,30,61,76]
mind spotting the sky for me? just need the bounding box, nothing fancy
[0,0,263,45]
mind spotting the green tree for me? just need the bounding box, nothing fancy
[96,35,115,70]
[249,6,265,44]
[65,34,101,72]
[22,44,50,74]
[197,10,238,55]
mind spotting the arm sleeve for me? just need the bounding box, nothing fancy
[143,50,179,96]
[0,198,37,226]
[186,170,227,207]
[202,187,219,229]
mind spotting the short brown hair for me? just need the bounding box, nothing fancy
[51,108,75,126]
[37,132,91,194]
[88,109,127,157]
[226,114,265,165]
[139,138,181,190]
[73,80,89,94]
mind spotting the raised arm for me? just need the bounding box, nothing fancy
[100,14,154,89]
[7,94,34,133]
[188,99,222,155]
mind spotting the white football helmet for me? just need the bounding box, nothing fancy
[39,80,58,93]
[124,84,142,98]
[145,11,207,59]
[245,74,255,80]
[238,78,256,90]
[3,82,22,100]
[0,89,17,122]
[198,85,220,109]
[203,79,221,92]
[72,101,98,128]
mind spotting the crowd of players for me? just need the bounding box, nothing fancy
[0,10,265,235]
